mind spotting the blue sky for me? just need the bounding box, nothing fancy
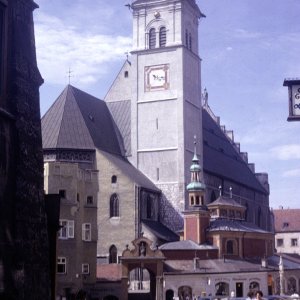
[33,0,300,209]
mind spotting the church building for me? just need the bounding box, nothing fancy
[40,0,278,299]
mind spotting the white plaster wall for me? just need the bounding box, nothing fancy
[276,232,300,254]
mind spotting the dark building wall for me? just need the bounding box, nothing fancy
[0,0,51,299]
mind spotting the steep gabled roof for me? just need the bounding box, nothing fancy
[42,85,122,155]
[202,109,267,194]
[100,150,160,192]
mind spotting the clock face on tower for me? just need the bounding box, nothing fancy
[145,64,169,92]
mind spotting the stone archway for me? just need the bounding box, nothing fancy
[120,236,165,300]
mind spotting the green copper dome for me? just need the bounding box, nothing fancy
[187,181,206,191]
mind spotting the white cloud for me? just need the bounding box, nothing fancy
[270,144,300,160]
[34,12,132,86]
[233,28,263,40]
[282,168,300,178]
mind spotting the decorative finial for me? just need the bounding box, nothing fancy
[67,67,73,85]
[229,186,232,198]
[124,51,129,61]
[219,185,222,196]
[202,87,208,106]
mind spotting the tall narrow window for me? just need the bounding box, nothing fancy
[146,194,153,219]
[110,193,119,217]
[189,33,192,50]
[82,223,91,241]
[82,263,90,274]
[149,28,156,49]
[159,26,166,47]
[185,30,188,47]
[226,240,234,254]
[111,175,117,184]
[109,245,118,263]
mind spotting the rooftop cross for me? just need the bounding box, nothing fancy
[67,67,73,84]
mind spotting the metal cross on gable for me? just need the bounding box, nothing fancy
[67,67,73,84]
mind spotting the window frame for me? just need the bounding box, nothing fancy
[82,263,90,274]
[110,193,119,218]
[57,257,67,274]
[82,223,92,241]
[86,195,94,205]
[109,245,118,264]
[149,27,156,49]
[291,238,298,247]
[58,219,74,239]
[159,26,166,47]
[276,238,284,247]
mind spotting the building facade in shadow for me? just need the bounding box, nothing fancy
[0,0,51,299]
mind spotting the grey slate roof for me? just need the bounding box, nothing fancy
[42,85,122,155]
[208,218,269,233]
[202,109,267,194]
[100,150,160,192]
[107,100,131,156]
[207,195,245,209]
[159,240,217,251]
[142,219,179,242]
[164,254,300,274]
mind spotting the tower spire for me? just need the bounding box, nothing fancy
[187,135,206,207]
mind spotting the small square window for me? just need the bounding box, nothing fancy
[82,263,90,274]
[277,238,284,247]
[283,222,289,228]
[291,238,298,247]
[86,196,93,205]
[59,189,66,199]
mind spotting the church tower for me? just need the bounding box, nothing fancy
[130,0,205,230]
[183,139,210,244]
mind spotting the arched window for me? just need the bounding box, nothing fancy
[124,71,128,78]
[159,26,166,47]
[190,196,194,206]
[226,240,234,255]
[215,282,229,296]
[196,195,200,205]
[109,245,118,264]
[111,175,117,184]
[178,286,192,300]
[166,290,174,300]
[110,194,119,217]
[149,28,156,49]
